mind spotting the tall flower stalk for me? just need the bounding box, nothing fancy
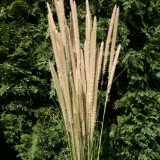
[47,0,121,159]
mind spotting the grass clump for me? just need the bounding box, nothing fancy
[47,0,121,159]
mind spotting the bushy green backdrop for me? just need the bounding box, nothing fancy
[0,0,159,159]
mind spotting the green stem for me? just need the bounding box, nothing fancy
[97,92,109,160]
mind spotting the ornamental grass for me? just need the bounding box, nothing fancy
[47,0,121,159]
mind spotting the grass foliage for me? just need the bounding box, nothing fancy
[48,0,121,159]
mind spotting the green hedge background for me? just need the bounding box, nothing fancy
[0,0,160,159]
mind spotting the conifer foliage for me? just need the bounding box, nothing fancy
[0,0,159,159]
